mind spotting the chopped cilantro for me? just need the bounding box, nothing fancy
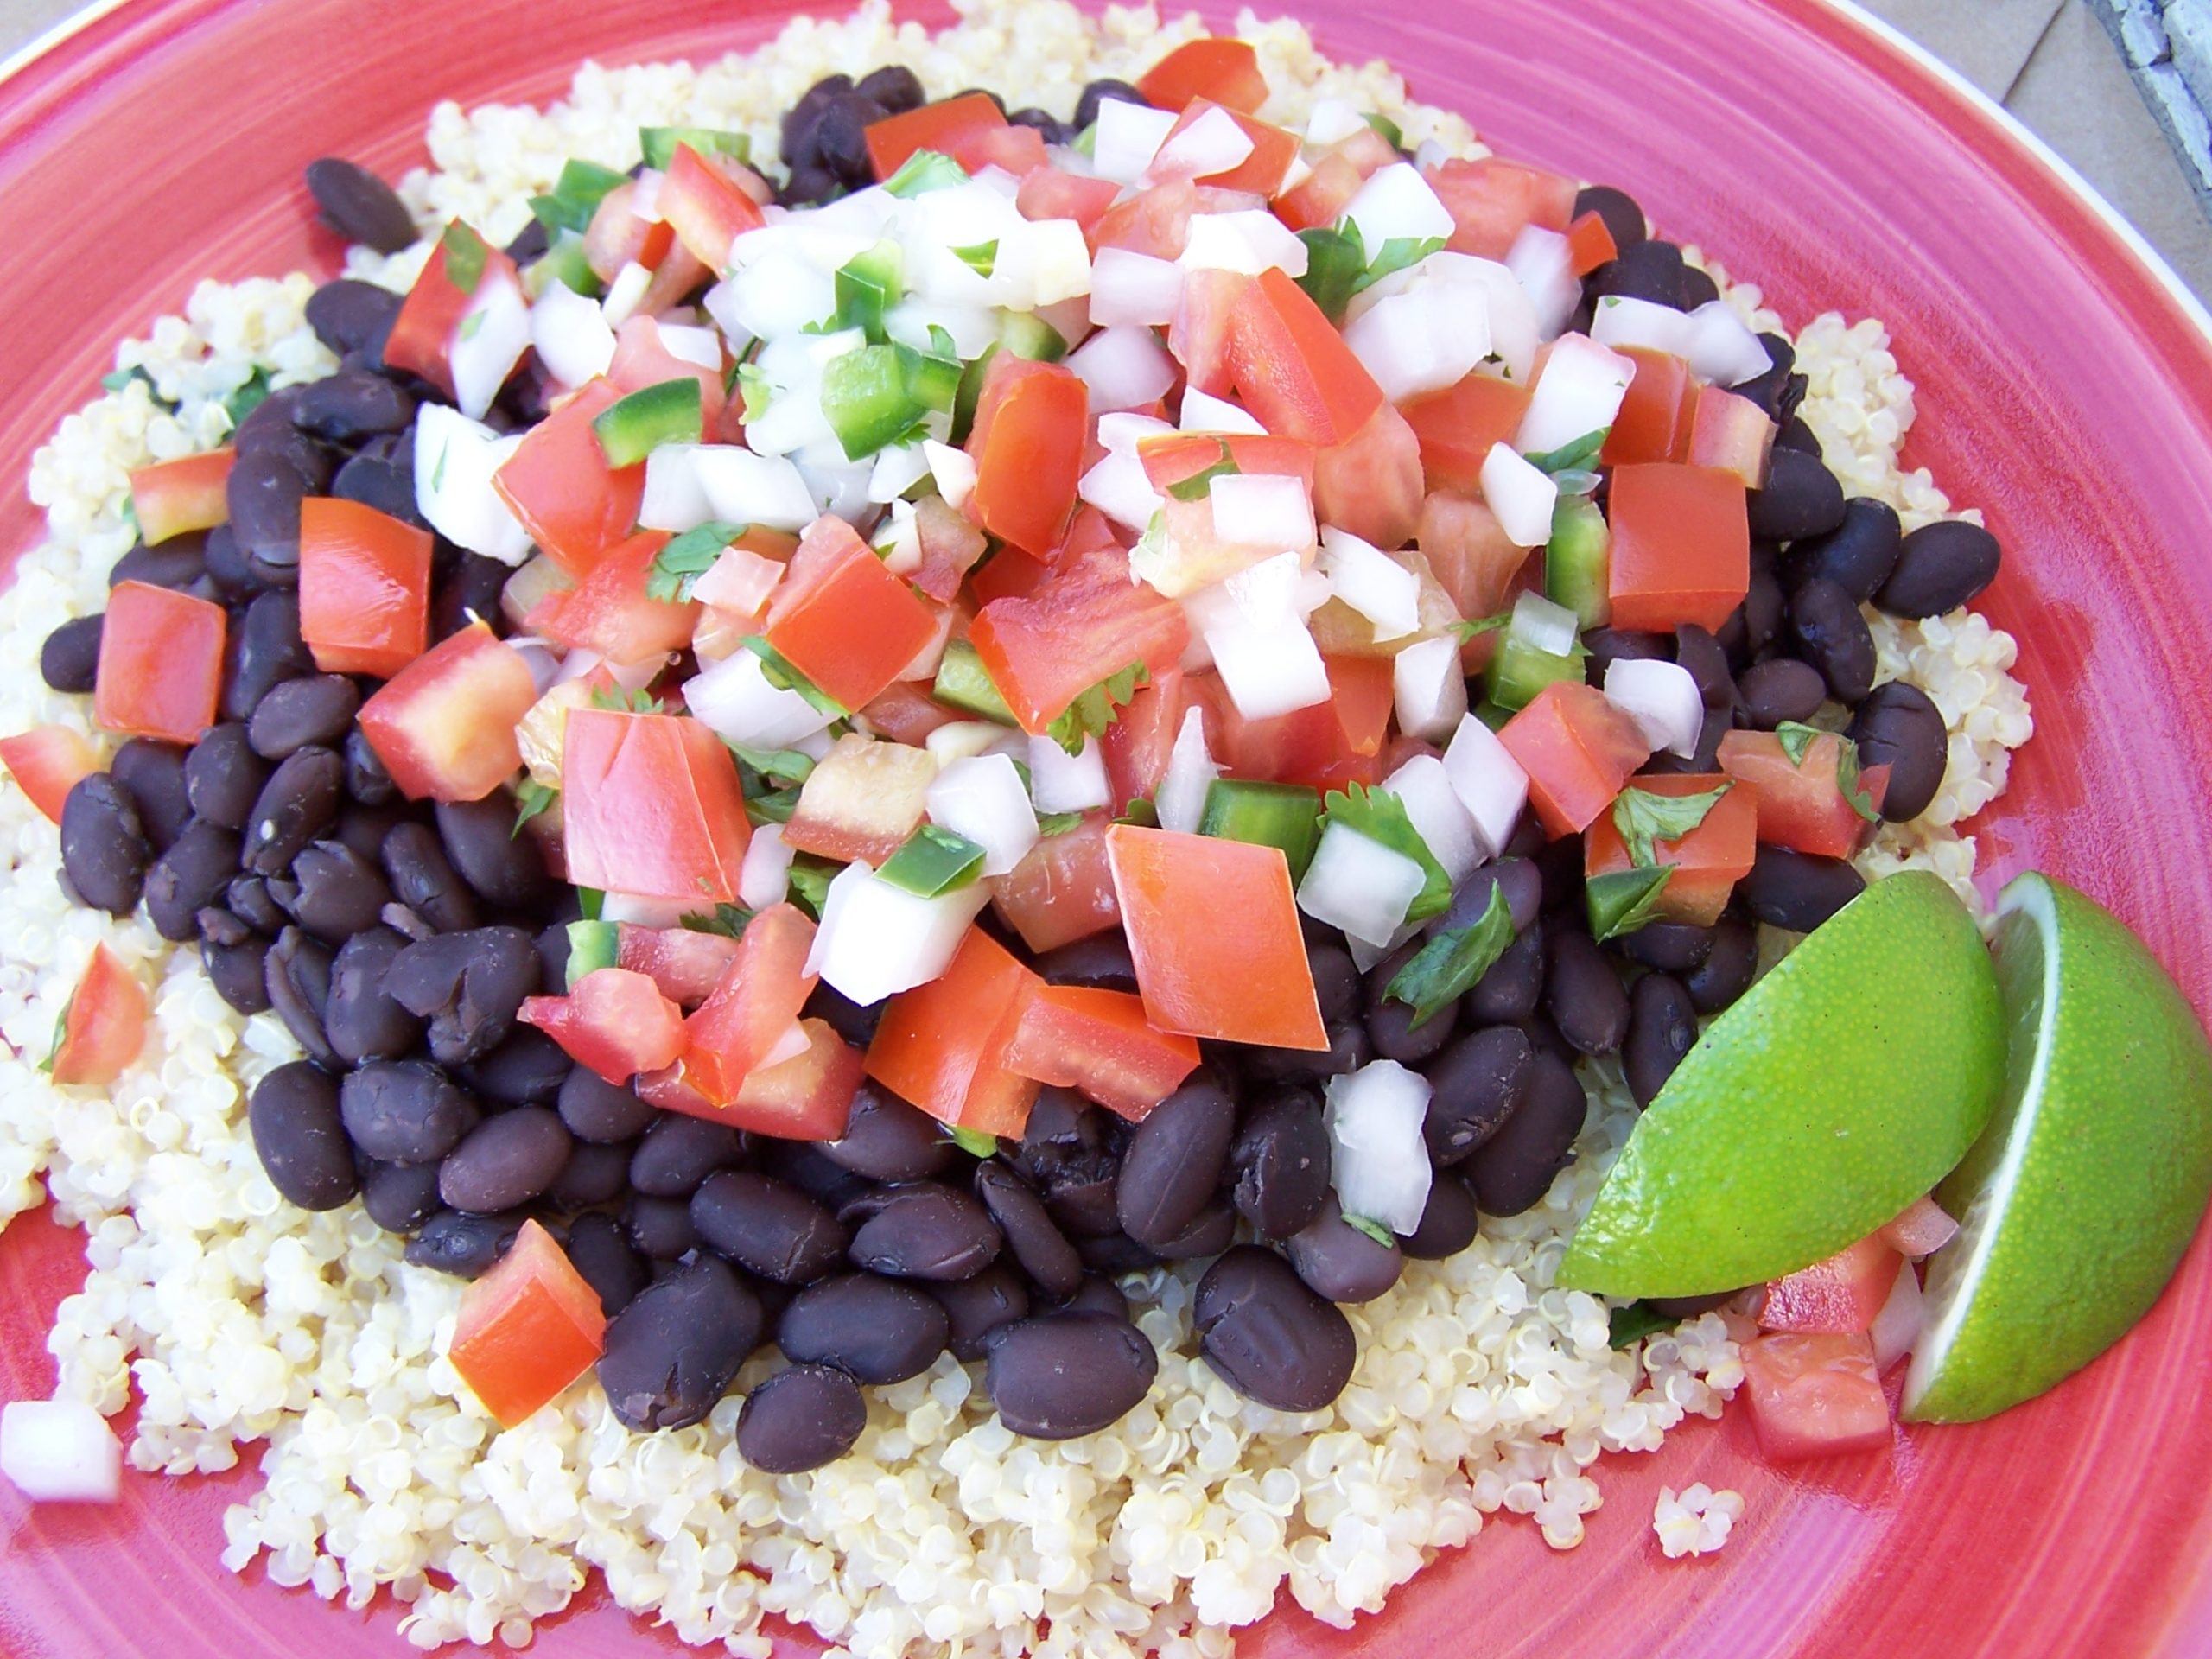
[950,1126,999,1157]
[589,684,669,715]
[1385,883,1515,1027]
[785,855,841,920]
[1044,661,1147,754]
[741,635,849,719]
[646,520,746,603]
[512,778,557,837]
[1165,439,1238,503]
[951,239,1000,279]
[680,903,754,939]
[440,220,491,296]
[1608,1301,1679,1350]
[1585,865,1675,943]
[1611,784,1732,868]
[731,744,817,785]
[1522,429,1611,474]
[882,149,969,197]
[1343,1213,1397,1247]
[1319,782,1452,922]
[223,367,272,428]
[529,158,628,237]
[1775,721,1821,766]
[1034,810,1084,837]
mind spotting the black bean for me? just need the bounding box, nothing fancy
[1009,1089,1124,1236]
[779,1273,949,1383]
[110,536,213,595]
[821,1082,953,1181]
[736,1363,867,1472]
[1466,927,1544,1024]
[105,746,190,862]
[1421,1025,1533,1165]
[846,1182,1001,1281]
[1400,1173,1480,1260]
[405,1209,524,1279]
[812,96,887,186]
[1730,334,1801,416]
[247,1062,358,1211]
[268,840,389,943]
[629,1114,745,1198]
[976,1162,1083,1299]
[1543,925,1630,1055]
[1033,931,1141,993]
[1287,1211,1403,1303]
[1771,415,1819,454]
[1613,928,1708,984]
[305,278,402,360]
[1293,941,1357,1028]
[1680,264,1720,307]
[1060,1275,1128,1321]
[435,798,550,909]
[984,1311,1158,1440]
[1847,681,1948,823]
[321,926,422,1065]
[303,157,416,252]
[1683,918,1758,1014]
[1455,861,1541,936]
[1157,1200,1237,1260]
[220,594,313,722]
[1466,1050,1586,1217]
[759,1139,874,1212]
[431,555,512,644]
[1007,107,1068,144]
[1232,1020,1370,1089]
[779,73,854,168]
[1736,658,1827,729]
[264,927,340,1064]
[203,937,274,1014]
[625,1193,700,1260]
[1076,78,1148,130]
[1782,497,1900,602]
[183,723,269,832]
[245,676,359,760]
[142,818,242,941]
[226,450,315,582]
[1624,973,1699,1109]
[199,524,259,598]
[1519,1009,1579,1066]
[563,1210,647,1316]
[954,86,1008,114]
[547,1140,631,1211]
[1194,1246,1357,1413]
[339,729,397,810]
[1229,1087,1332,1240]
[361,1158,442,1233]
[384,925,540,1067]
[1732,549,1786,668]
[438,1107,571,1214]
[779,164,842,208]
[691,1170,848,1284]
[1737,846,1865,932]
[931,1264,1030,1361]
[41,614,104,694]
[598,1255,762,1432]
[1116,1074,1236,1252]
[234,385,333,489]
[1573,184,1645,249]
[1788,577,1876,706]
[1875,519,2001,619]
[331,451,422,527]
[1588,238,1688,309]
[854,64,925,114]
[226,872,287,932]
[458,1026,570,1105]
[380,821,480,932]
[292,372,415,444]
[1747,447,1847,543]
[558,1068,658,1144]
[241,745,342,875]
[1074,1230,1159,1274]
[338,804,410,874]
[1365,941,1458,1064]
[1582,627,1670,690]
[1672,626,1733,711]
[340,1058,479,1165]
[60,773,150,914]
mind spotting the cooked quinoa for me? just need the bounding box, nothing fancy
[0,3,2030,1655]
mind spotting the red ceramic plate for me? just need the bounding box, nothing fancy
[4,1,2210,1654]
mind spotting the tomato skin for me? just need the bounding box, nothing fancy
[1017,164,1122,236]
[1187,669,1382,792]
[48,943,148,1086]
[492,378,646,576]
[450,1219,606,1428]
[94,581,226,746]
[384,226,519,401]
[990,815,1122,953]
[1102,663,1187,810]
[865,926,1043,1138]
[528,530,696,664]
[858,682,963,745]
[762,516,939,713]
[1314,401,1424,551]
[608,316,728,430]
[1881,1196,1960,1258]
[1004,984,1203,1122]
[1566,209,1620,275]
[1685,386,1777,487]
[724,1018,863,1139]
[1402,374,1535,496]
[964,354,1090,556]
[1136,432,1314,495]
[1154,99,1299,194]
[1760,1235,1904,1334]
[616,924,741,1007]
[298,497,433,677]
[1325,653,1396,758]
[1135,37,1268,114]
[128,448,234,545]
[1423,157,1578,258]
[0,726,99,825]
[519,967,687,1084]
[1582,772,1758,926]
[865,92,1042,179]
[1600,348,1694,467]
[658,142,766,275]
[1606,462,1751,633]
[1229,267,1386,448]
[683,903,818,1108]
[356,620,538,803]
[1717,730,1889,859]
[1106,824,1326,1050]
[1168,265,1243,397]
[1498,681,1651,836]
[1739,1330,1893,1463]
[969,549,1190,737]
[561,708,753,905]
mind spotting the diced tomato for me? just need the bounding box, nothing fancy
[1189,669,1382,792]
[658,142,766,276]
[1168,265,1243,398]
[1599,347,1694,467]
[357,620,538,802]
[1423,157,1578,259]
[1739,1331,1894,1464]
[1229,266,1386,448]
[1402,373,1535,495]
[608,315,727,431]
[1716,729,1889,860]
[1107,825,1325,1049]
[127,448,234,546]
[1605,462,1750,633]
[519,966,686,1084]
[991,814,1122,952]
[859,681,963,745]
[912,495,989,604]
[679,902,817,1108]
[866,926,1043,1137]
[1582,772,1758,926]
[561,709,750,903]
[47,943,147,1086]
[1136,431,1315,494]
[755,516,937,712]
[1004,983,1202,1122]
[1314,401,1424,551]
[1135,37,1268,115]
[1273,124,1396,231]
[1565,209,1619,276]
[583,182,671,281]
[0,726,99,825]
[616,924,741,1007]
[967,544,1051,607]
[865,92,1045,180]
[782,733,936,866]
[449,1219,606,1427]
[1416,489,1533,636]
[297,497,433,677]
[721,1017,863,1139]
[1018,164,1122,237]
[1497,681,1651,836]
[1881,1196,1961,1258]
[1325,654,1395,758]
[1761,1234,1905,1334]
[964,354,1089,556]
[492,378,646,576]
[1686,386,1777,488]
[969,548,1190,736]
[383,225,518,401]
[1103,663,1187,809]
[1154,99,1299,194]
[93,581,226,745]
[528,530,695,663]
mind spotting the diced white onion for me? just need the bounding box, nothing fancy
[1393,633,1469,743]
[1481,442,1560,548]
[737,822,795,910]
[683,649,836,749]
[793,450,875,523]
[1343,283,1490,403]
[1300,825,1427,948]
[599,891,693,927]
[1325,1060,1434,1235]
[1027,734,1113,813]
[805,862,991,1005]
[717,238,837,339]
[656,321,723,371]
[926,753,1039,876]
[1088,247,1185,329]
[873,498,922,575]
[692,543,785,616]
[639,443,714,533]
[1067,325,1179,412]
[868,442,931,503]
[1341,162,1455,255]
[923,439,978,512]
[413,404,531,564]
[1210,472,1315,553]
[1347,251,1535,385]
[1,1400,120,1503]
[1684,298,1776,386]
[1093,99,1181,185]
[1143,105,1255,184]
[1005,217,1096,308]
[451,269,531,423]
[1516,333,1637,456]
[1504,224,1580,340]
[885,298,998,361]
[690,446,819,531]
[1318,525,1420,641]
[1347,920,1420,975]
[1097,410,1175,456]
[1604,658,1705,759]
[1155,707,1219,835]
[1208,613,1332,721]
[925,721,1019,766]
[600,260,654,329]
[1381,753,1482,886]
[1870,1259,1923,1374]
[1305,97,1369,146]
[1441,712,1530,857]
[1510,588,1582,658]
[530,277,618,390]
[1179,386,1266,434]
[1077,449,1165,534]
[1180,211,1309,277]
[1590,293,1697,358]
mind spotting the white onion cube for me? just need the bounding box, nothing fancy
[1441,712,1530,857]
[738,822,796,910]
[1,1399,120,1503]
[1144,105,1255,184]
[1206,613,1332,722]
[1068,325,1179,413]
[1319,526,1420,641]
[1155,707,1219,835]
[1341,162,1455,257]
[922,439,978,512]
[1298,823,1427,948]
[1504,223,1580,340]
[1684,298,1777,386]
[1510,589,1581,658]
[414,404,531,565]
[1381,753,1482,886]
[1088,248,1185,329]
[927,753,1039,876]
[1027,734,1113,814]
[691,446,819,531]
[639,443,714,533]
[1516,333,1637,456]
[683,649,836,750]
[805,862,991,1005]
[1210,472,1316,553]
[1481,442,1560,548]
[1180,211,1310,277]
[1393,633,1470,743]
[1605,658,1706,759]
[690,543,784,616]
[1093,99,1180,185]
[1324,1060,1434,1235]
[1179,386,1266,434]
[530,277,617,389]
[1590,293,1697,358]
[1077,449,1166,533]
[451,269,533,422]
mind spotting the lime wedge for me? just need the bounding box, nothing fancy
[1557,870,2005,1299]
[1903,873,2212,1422]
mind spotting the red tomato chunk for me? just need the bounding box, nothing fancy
[127,448,234,546]
[764,517,938,713]
[681,904,817,1109]
[1739,1331,1893,1464]
[356,620,537,802]
[1605,462,1751,633]
[1497,682,1649,837]
[493,377,645,576]
[1582,773,1758,927]
[298,496,433,677]
[1760,1234,1904,1335]
[449,1219,606,1428]
[963,354,1089,556]
[0,725,99,825]
[561,708,751,904]
[94,580,226,745]
[1717,729,1889,860]
[1004,984,1203,1122]
[48,943,148,1087]
[1135,37,1269,115]
[520,967,685,1084]
[866,926,1042,1139]
[529,529,696,664]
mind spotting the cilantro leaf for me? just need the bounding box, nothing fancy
[441,220,490,296]
[1116,797,1160,828]
[950,1126,999,1157]
[589,684,669,715]
[529,158,627,236]
[1522,429,1610,474]
[37,994,71,1077]
[1045,661,1147,755]
[1774,721,1822,766]
[736,362,773,424]
[1320,783,1452,922]
[681,903,754,939]
[744,785,803,826]
[1035,810,1084,837]
[1295,226,1366,322]
[1165,439,1238,503]
[512,778,557,837]
[223,367,272,429]
[646,520,746,603]
[883,149,969,197]
[1344,1213,1398,1247]
[1585,865,1675,943]
[1608,1301,1679,1350]
[1837,734,1883,823]
[1385,882,1515,1027]
[100,365,157,397]
[741,635,849,718]
[731,744,817,785]
[1611,784,1732,868]
[785,855,841,919]
[1353,234,1444,295]
[1452,611,1512,642]
[951,239,999,278]
[1361,111,1406,149]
